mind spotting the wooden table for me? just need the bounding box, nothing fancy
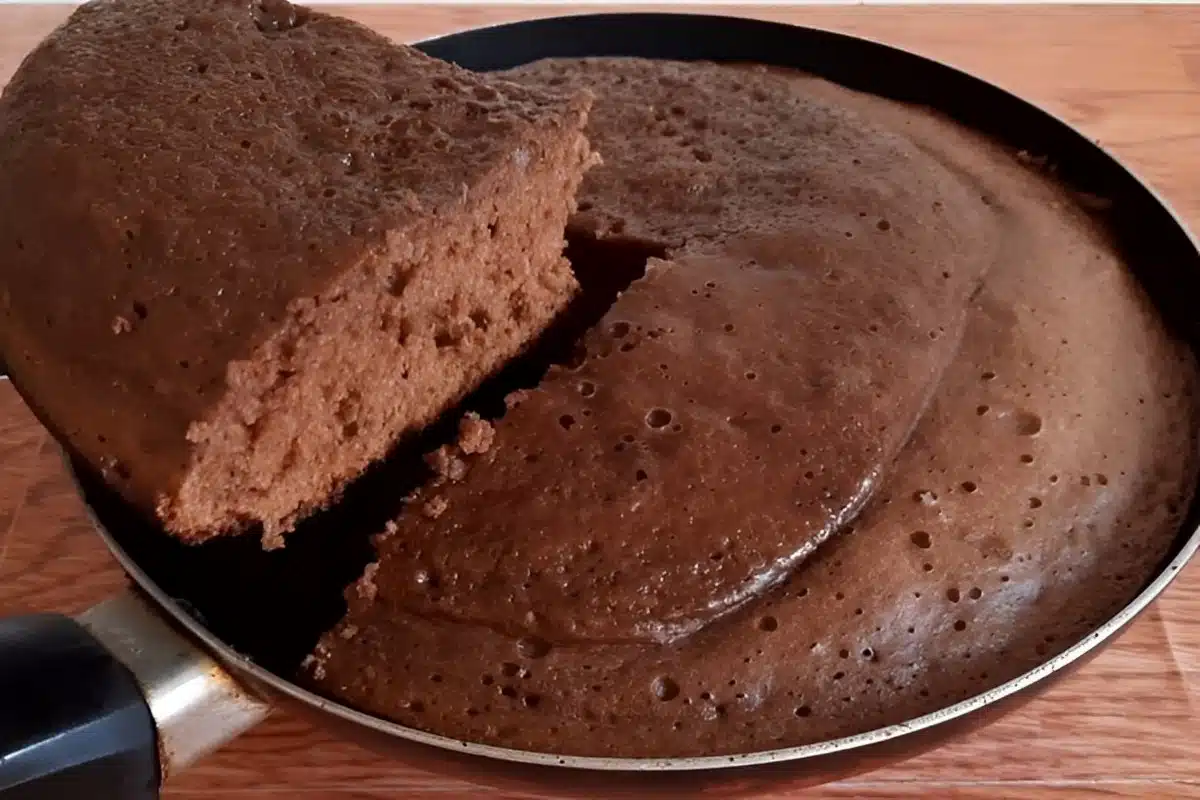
[2,4,1200,798]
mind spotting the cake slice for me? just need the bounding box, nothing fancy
[0,0,595,546]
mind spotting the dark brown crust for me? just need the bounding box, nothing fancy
[0,0,593,540]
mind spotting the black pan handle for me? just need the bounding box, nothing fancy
[0,592,270,798]
[0,613,158,799]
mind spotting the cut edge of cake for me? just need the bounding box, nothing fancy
[160,92,598,547]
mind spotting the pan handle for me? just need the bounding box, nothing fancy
[0,590,270,798]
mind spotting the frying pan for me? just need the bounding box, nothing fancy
[1,12,1198,800]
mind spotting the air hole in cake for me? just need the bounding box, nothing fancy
[910,531,932,549]
[645,408,673,429]
[652,676,680,702]
[517,636,551,659]
[1015,410,1043,436]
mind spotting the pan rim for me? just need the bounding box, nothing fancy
[77,10,1200,772]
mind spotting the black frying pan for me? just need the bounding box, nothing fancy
[2,13,1198,800]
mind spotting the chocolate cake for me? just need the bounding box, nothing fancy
[323,58,999,647]
[306,58,1199,757]
[0,0,595,546]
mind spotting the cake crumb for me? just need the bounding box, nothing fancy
[339,624,359,640]
[300,654,326,681]
[504,389,530,410]
[100,456,130,482]
[457,412,495,455]
[425,445,454,476]
[375,518,400,545]
[261,526,286,551]
[423,495,449,518]
[425,445,468,482]
[356,562,380,602]
[112,315,133,334]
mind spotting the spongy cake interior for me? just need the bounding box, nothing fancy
[0,0,595,547]
[166,128,590,547]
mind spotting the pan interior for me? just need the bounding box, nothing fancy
[71,12,1200,769]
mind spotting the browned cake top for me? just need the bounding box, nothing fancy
[0,0,584,511]
[353,58,998,644]
[309,60,1199,758]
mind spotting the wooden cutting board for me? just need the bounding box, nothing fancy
[1,4,1199,798]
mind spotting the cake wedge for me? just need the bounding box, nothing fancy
[0,0,595,546]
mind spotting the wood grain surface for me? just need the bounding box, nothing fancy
[2,4,1200,798]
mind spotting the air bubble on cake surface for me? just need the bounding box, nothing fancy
[516,636,550,659]
[1014,410,1043,436]
[652,676,680,701]
[645,408,673,429]
[910,531,932,549]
